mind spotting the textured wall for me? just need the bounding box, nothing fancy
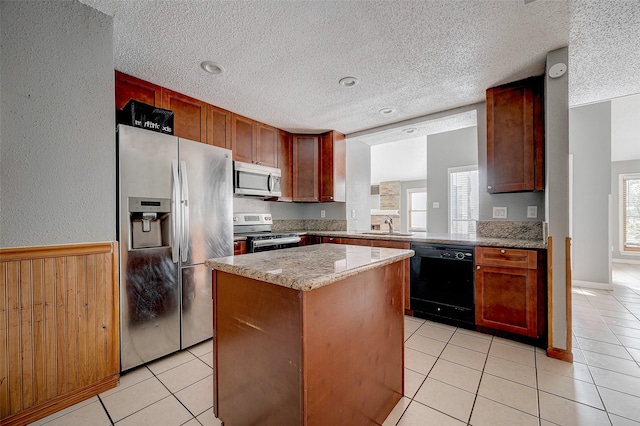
[0,1,114,248]
[570,102,612,286]
[545,47,570,351]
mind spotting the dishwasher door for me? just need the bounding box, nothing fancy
[410,243,475,326]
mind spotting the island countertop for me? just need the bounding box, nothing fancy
[205,243,414,291]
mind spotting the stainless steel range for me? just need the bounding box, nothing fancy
[234,213,301,252]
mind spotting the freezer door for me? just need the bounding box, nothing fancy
[181,264,214,347]
[178,138,233,265]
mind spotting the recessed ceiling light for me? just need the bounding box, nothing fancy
[338,77,358,87]
[201,61,224,75]
[403,128,418,134]
[379,108,396,115]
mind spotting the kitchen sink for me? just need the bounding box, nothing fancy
[360,231,414,236]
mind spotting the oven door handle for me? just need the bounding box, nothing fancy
[252,236,301,248]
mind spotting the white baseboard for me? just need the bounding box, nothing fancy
[572,280,613,290]
[612,258,640,265]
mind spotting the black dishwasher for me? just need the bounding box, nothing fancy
[410,242,475,327]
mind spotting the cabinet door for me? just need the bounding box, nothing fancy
[293,135,319,202]
[486,76,544,193]
[115,70,162,109]
[277,130,293,202]
[475,246,539,338]
[162,89,207,142]
[231,114,255,163]
[319,131,346,202]
[256,124,278,168]
[322,236,341,244]
[339,237,371,246]
[206,104,231,149]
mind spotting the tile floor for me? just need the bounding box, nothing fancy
[29,263,640,426]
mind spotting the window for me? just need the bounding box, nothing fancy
[407,188,427,231]
[622,174,640,252]
[449,166,479,234]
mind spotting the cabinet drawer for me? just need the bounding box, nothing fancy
[475,247,537,269]
[322,236,341,244]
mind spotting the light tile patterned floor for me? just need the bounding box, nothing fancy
[29,263,640,425]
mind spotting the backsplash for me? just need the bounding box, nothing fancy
[476,221,546,241]
[273,219,347,232]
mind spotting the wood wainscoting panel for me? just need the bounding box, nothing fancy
[0,242,120,425]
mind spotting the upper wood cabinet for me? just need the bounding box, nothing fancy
[256,123,278,168]
[206,104,231,149]
[293,135,319,202]
[319,131,346,202]
[115,70,162,110]
[486,76,544,193]
[162,89,207,143]
[475,247,544,339]
[278,130,293,202]
[231,114,278,167]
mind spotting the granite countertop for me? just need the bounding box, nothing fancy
[293,231,547,249]
[205,244,414,291]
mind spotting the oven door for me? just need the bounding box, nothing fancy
[250,236,301,253]
[410,244,475,326]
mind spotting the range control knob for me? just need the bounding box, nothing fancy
[455,252,465,260]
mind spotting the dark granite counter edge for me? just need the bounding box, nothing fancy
[291,231,547,250]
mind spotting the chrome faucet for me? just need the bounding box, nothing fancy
[384,216,394,234]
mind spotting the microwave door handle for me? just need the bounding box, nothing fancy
[171,160,180,263]
[180,160,189,263]
[267,174,273,192]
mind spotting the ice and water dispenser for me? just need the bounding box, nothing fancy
[128,197,171,249]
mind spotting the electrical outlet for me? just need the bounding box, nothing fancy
[493,207,508,219]
[351,209,356,218]
[320,210,325,218]
[527,206,538,218]
[433,202,440,208]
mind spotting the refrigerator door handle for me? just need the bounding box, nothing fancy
[171,160,180,263]
[180,160,190,263]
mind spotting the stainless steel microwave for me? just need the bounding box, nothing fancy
[233,161,282,198]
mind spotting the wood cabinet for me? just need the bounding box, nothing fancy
[277,130,293,201]
[486,75,544,193]
[231,114,278,167]
[233,241,246,255]
[319,131,346,202]
[115,70,162,110]
[475,247,545,339]
[206,104,231,149]
[162,89,207,142]
[293,135,319,201]
[116,71,230,147]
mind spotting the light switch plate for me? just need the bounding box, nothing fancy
[493,207,508,219]
[527,206,538,218]
[433,202,440,208]
[351,209,356,218]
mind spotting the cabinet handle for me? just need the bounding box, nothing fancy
[488,185,492,190]
[477,266,480,270]
[500,249,506,254]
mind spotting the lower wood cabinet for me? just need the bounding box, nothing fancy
[475,247,545,339]
[233,241,246,255]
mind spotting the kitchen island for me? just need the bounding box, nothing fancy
[205,244,414,426]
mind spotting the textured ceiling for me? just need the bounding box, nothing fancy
[79,0,639,139]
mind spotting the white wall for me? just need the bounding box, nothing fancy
[345,139,371,230]
[426,127,478,233]
[0,1,115,248]
[370,136,427,185]
[569,102,612,286]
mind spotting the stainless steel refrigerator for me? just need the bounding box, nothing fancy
[117,124,232,372]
